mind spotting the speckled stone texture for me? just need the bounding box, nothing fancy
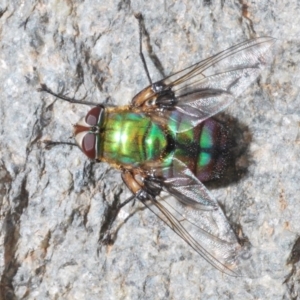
[0,0,299,299]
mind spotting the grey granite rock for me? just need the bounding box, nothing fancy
[0,0,299,299]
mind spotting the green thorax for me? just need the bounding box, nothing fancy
[100,110,168,166]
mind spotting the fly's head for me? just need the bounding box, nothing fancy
[74,106,105,160]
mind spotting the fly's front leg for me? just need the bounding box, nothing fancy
[121,170,163,204]
[38,83,109,107]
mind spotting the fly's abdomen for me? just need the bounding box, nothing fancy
[102,111,167,166]
[160,116,229,182]
[175,119,229,182]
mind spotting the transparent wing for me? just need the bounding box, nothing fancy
[132,37,275,127]
[141,158,256,276]
[142,195,242,276]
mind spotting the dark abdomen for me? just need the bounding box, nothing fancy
[162,119,228,182]
[172,118,229,182]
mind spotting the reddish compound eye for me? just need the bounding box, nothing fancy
[81,133,96,159]
[74,106,104,160]
[85,107,103,126]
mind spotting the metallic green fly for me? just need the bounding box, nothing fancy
[40,16,275,276]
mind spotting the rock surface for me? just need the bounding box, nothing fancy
[0,1,299,299]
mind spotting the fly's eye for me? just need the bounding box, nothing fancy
[85,106,103,126]
[82,133,97,159]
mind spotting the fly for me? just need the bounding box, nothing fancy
[39,14,275,276]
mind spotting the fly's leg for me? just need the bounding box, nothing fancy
[135,13,152,86]
[118,194,136,209]
[42,140,102,163]
[38,84,106,151]
[121,171,144,195]
[101,171,163,245]
[38,83,106,107]
[121,170,162,203]
[133,14,176,109]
